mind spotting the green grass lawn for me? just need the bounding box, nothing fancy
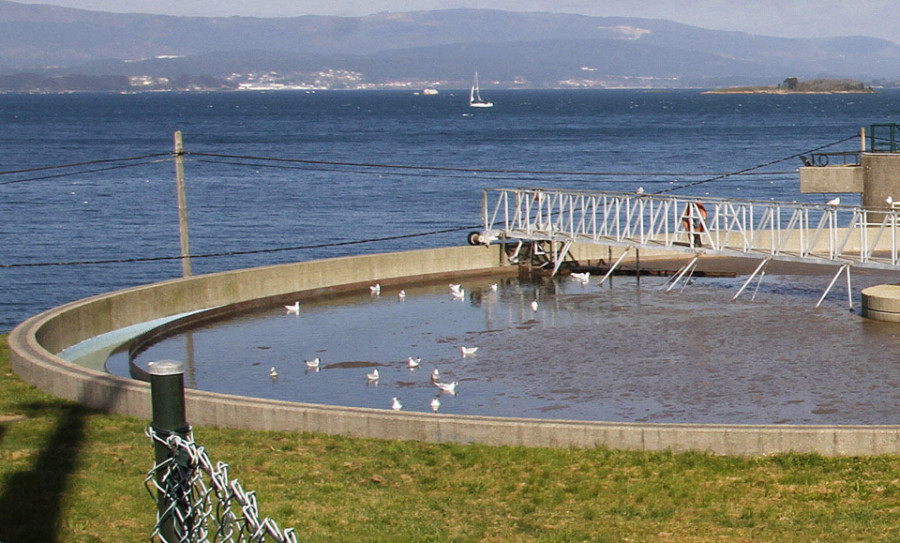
[4,334,900,542]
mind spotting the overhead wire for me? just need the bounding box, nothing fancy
[0,133,860,269]
[0,225,479,269]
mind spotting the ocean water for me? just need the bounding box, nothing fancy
[3,88,900,332]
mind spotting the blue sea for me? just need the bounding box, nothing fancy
[3,88,900,333]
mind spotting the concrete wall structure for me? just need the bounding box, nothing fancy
[10,243,900,456]
[799,153,900,212]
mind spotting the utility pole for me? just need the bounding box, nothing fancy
[174,131,192,277]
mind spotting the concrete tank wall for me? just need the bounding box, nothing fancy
[10,243,900,456]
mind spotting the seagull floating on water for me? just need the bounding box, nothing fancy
[269,366,278,379]
[489,283,498,292]
[530,300,538,311]
[391,397,403,411]
[452,288,465,300]
[431,368,440,381]
[366,368,379,382]
[434,380,459,395]
[398,290,406,300]
[826,197,841,206]
[305,357,320,371]
[369,283,381,295]
[449,283,462,295]
[430,396,441,412]
[284,301,300,314]
[570,272,590,283]
[460,346,478,357]
[408,356,421,369]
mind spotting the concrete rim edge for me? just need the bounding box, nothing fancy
[8,244,900,456]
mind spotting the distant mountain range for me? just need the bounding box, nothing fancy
[1,1,900,90]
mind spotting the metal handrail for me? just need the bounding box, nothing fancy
[481,188,900,271]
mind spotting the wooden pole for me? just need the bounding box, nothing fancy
[174,131,192,277]
[861,126,866,153]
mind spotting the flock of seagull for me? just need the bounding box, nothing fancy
[268,281,516,412]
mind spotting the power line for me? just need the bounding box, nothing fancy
[0,153,170,176]
[0,157,171,186]
[188,151,798,179]
[0,225,479,269]
[653,134,859,194]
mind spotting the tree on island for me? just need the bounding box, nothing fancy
[782,77,799,90]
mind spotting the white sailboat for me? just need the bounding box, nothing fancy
[469,72,493,108]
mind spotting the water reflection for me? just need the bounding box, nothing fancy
[110,269,900,424]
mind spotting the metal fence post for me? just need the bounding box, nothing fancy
[149,360,189,543]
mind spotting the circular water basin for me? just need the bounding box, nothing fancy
[110,266,900,425]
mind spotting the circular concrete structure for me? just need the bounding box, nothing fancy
[10,244,900,456]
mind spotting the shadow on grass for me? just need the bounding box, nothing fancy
[0,370,129,543]
[0,403,87,543]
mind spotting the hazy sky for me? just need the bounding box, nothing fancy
[14,0,899,43]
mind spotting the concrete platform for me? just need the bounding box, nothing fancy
[862,284,900,322]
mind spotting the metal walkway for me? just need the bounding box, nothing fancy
[479,188,900,307]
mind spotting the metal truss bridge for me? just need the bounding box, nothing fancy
[479,188,900,308]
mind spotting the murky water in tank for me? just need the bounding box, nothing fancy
[113,268,900,424]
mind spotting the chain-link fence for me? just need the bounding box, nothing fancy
[145,427,297,543]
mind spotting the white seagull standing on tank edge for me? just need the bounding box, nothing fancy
[284,301,300,314]
[826,197,841,206]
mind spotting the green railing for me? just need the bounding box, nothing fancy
[870,123,900,152]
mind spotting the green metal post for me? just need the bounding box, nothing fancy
[149,360,189,543]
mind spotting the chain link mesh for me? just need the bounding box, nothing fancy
[145,427,298,543]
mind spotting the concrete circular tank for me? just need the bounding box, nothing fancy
[10,244,900,455]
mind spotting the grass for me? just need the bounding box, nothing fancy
[4,334,900,542]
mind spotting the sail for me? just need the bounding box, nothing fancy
[469,71,493,108]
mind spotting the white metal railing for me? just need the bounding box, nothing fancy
[481,188,900,271]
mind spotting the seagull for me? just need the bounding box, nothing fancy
[398,290,406,300]
[570,272,590,283]
[431,368,440,381]
[636,186,645,194]
[408,356,421,369]
[284,301,300,314]
[826,197,841,206]
[489,283,498,292]
[460,346,478,357]
[366,368,379,382]
[449,283,462,295]
[369,283,381,295]
[452,288,465,300]
[434,380,459,395]
[269,366,278,379]
[430,396,441,412]
[305,357,320,371]
[888,196,895,207]
[391,397,403,411]
[530,300,538,311]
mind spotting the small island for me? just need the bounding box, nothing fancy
[704,78,875,94]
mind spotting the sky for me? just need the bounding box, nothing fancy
[12,0,899,43]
